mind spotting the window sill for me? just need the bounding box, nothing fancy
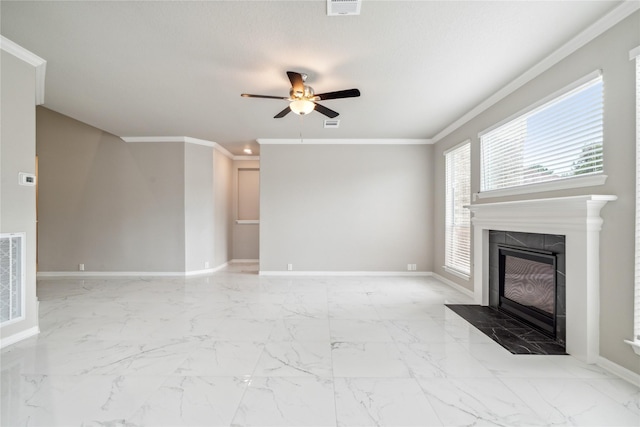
[476,174,607,200]
[443,266,470,281]
[236,220,259,225]
[624,339,640,356]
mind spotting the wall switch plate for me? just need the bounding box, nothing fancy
[79,263,85,271]
[287,264,293,271]
[204,261,210,269]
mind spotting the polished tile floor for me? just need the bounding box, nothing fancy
[1,263,638,426]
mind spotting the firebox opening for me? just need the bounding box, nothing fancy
[498,245,557,337]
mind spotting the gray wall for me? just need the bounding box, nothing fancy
[184,143,214,271]
[260,144,433,272]
[433,12,640,374]
[232,159,260,260]
[37,108,186,272]
[213,149,233,267]
[0,51,39,341]
[36,108,238,273]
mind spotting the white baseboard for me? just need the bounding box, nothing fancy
[230,259,259,263]
[429,272,475,298]
[0,326,40,349]
[596,356,640,387]
[259,270,431,277]
[38,271,185,277]
[38,262,230,278]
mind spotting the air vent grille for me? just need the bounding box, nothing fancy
[1,233,24,325]
[324,119,340,128]
[327,0,361,16]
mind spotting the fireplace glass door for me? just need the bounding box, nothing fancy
[498,246,556,336]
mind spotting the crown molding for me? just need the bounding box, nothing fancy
[432,0,640,143]
[121,136,187,144]
[120,136,256,160]
[234,155,260,161]
[0,36,46,105]
[257,138,433,145]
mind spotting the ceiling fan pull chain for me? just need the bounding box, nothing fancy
[300,114,304,143]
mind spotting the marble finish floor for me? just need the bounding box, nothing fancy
[0,263,637,426]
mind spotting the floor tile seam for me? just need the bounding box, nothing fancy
[410,375,448,426]
[326,282,341,427]
[492,375,602,422]
[117,374,174,423]
[581,378,640,409]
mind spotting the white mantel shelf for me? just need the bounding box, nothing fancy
[467,194,617,364]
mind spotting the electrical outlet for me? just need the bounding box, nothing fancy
[204,261,210,269]
[287,264,293,271]
[79,263,85,271]
[407,264,412,271]
[412,264,417,271]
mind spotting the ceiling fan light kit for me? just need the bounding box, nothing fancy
[241,71,360,119]
[290,99,315,115]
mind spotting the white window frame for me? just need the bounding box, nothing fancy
[478,70,606,199]
[626,45,640,356]
[444,140,471,280]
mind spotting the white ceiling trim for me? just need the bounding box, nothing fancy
[234,156,260,161]
[0,36,46,105]
[121,136,242,160]
[257,138,433,145]
[432,0,640,144]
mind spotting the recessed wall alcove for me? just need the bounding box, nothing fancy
[468,195,616,363]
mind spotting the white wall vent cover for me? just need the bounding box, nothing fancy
[324,119,340,128]
[0,233,25,325]
[327,0,361,16]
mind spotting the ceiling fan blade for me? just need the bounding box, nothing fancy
[315,89,361,100]
[313,102,339,118]
[241,94,288,100]
[287,71,305,96]
[274,106,292,118]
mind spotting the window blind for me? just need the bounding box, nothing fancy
[634,50,640,342]
[481,74,603,192]
[445,142,471,277]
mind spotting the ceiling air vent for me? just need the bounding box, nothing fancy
[327,0,361,16]
[324,119,340,128]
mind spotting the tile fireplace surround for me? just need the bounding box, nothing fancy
[468,195,617,364]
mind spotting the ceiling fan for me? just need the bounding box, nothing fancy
[241,71,360,119]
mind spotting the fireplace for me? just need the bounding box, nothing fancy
[468,195,616,363]
[498,245,557,337]
[489,231,565,347]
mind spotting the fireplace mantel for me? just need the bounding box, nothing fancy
[467,195,616,363]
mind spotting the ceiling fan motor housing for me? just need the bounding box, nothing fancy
[290,85,315,100]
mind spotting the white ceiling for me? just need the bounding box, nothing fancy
[1,1,623,155]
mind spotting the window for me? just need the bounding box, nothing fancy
[480,72,604,194]
[630,46,640,355]
[445,141,471,278]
